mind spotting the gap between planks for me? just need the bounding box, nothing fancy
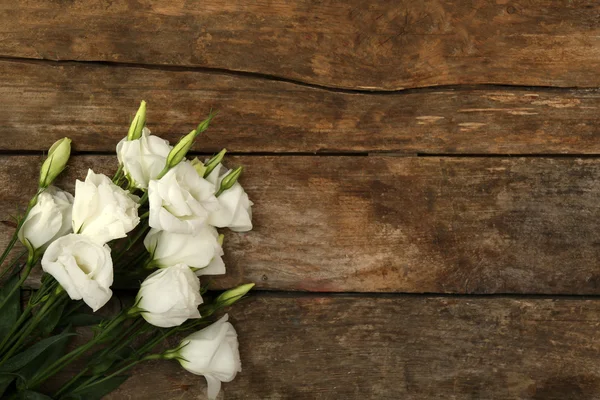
[4,150,600,159]
[113,289,600,301]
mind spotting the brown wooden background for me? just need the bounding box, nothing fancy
[2,1,600,399]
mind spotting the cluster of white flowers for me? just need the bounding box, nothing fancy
[24,170,140,311]
[124,128,252,323]
[123,127,252,397]
[16,105,253,399]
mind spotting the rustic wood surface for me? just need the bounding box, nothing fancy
[2,0,600,398]
[1,1,600,90]
[1,60,600,154]
[100,294,600,400]
[4,155,600,294]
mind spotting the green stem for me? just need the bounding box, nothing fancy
[27,312,130,390]
[134,329,175,356]
[68,356,156,397]
[0,290,65,366]
[0,277,56,348]
[0,249,28,283]
[139,191,149,206]
[0,255,37,313]
[99,318,145,357]
[112,224,149,263]
[0,301,33,356]
[0,233,19,271]
[28,276,58,306]
[0,189,41,271]
[55,318,146,398]
[0,279,59,356]
[112,165,123,183]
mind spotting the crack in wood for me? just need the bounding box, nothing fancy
[0,55,595,95]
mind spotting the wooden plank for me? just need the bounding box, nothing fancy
[2,60,600,154]
[4,155,600,294]
[94,294,600,399]
[1,1,600,90]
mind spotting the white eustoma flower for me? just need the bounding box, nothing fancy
[197,250,226,277]
[72,169,140,245]
[206,164,253,232]
[176,314,241,400]
[116,127,172,189]
[42,233,113,311]
[148,162,219,234]
[137,264,203,327]
[18,186,74,251]
[144,226,225,275]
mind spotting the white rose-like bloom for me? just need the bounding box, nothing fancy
[197,249,226,277]
[206,164,253,232]
[176,314,241,400]
[72,169,140,245]
[116,127,172,189]
[41,234,113,311]
[137,264,203,328]
[148,162,219,234]
[144,226,225,275]
[18,186,74,251]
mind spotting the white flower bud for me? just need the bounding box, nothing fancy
[39,138,71,189]
[127,100,147,141]
[215,283,254,308]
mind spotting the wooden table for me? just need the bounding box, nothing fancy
[2,1,600,399]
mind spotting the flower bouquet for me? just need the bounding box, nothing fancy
[0,101,254,399]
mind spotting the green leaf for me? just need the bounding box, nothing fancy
[0,372,14,397]
[0,274,21,339]
[67,375,129,400]
[20,390,53,400]
[0,331,76,372]
[17,326,72,383]
[38,300,67,336]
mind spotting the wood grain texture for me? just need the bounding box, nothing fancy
[3,155,600,294]
[2,60,600,154]
[101,294,600,399]
[1,1,600,90]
